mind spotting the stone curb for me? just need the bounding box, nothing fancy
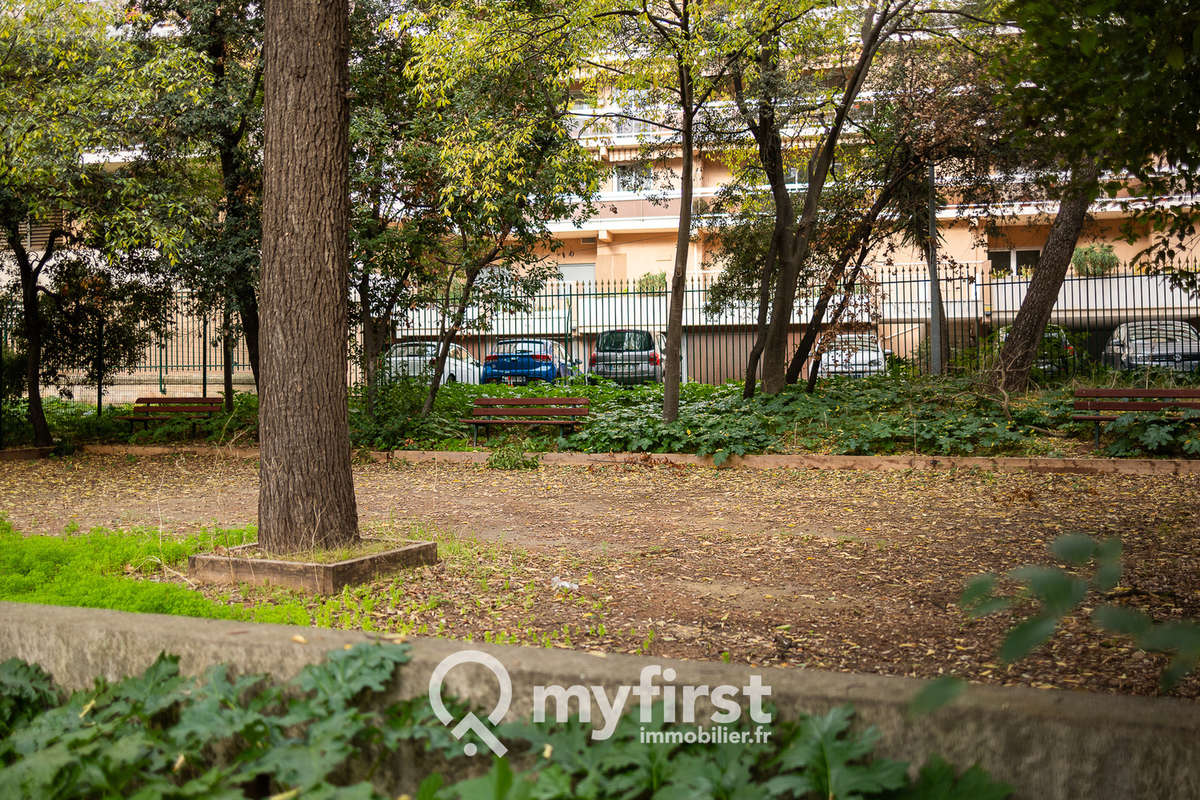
[78,443,1200,476]
[0,603,1195,800]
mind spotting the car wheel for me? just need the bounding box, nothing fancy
[446,374,457,384]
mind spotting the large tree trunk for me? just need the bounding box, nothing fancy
[18,265,51,447]
[737,48,791,400]
[663,99,694,423]
[994,164,1100,394]
[4,229,52,446]
[758,7,892,395]
[258,0,358,553]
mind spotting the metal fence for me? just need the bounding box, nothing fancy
[3,265,1199,406]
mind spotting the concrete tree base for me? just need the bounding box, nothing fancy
[188,539,438,594]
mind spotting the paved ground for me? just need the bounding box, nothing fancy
[5,452,1199,698]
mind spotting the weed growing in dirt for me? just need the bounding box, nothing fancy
[486,437,541,470]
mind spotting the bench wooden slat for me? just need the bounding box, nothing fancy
[471,407,589,418]
[1073,400,1200,412]
[1070,387,1200,446]
[471,397,588,406]
[131,396,222,404]
[463,419,578,426]
[462,396,589,445]
[1073,388,1200,398]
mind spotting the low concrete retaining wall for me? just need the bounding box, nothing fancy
[80,443,1200,476]
[1,602,1196,799]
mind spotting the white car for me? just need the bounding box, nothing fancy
[1102,321,1200,372]
[382,340,482,384]
[819,333,888,377]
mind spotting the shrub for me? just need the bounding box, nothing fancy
[634,271,668,292]
[1071,244,1120,277]
[1102,410,1200,457]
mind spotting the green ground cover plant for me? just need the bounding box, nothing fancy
[0,518,303,625]
[0,644,1011,799]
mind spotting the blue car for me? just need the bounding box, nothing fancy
[482,339,578,384]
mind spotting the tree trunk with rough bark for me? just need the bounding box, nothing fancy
[663,98,694,423]
[18,263,51,447]
[258,0,358,553]
[994,165,1100,394]
[4,227,52,446]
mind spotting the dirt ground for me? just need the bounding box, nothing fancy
[4,452,1200,699]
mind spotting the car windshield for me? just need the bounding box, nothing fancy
[496,340,548,354]
[1128,325,1200,345]
[389,343,433,358]
[597,330,655,352]
[829,335,877,351]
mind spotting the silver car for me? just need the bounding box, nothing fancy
[588,329,666,385]
[382,340,482,384]
[1102,321,1200,372]
[819,333,888,378]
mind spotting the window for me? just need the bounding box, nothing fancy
[558,263,596,283]
[612,164,651,192]
[597,330,655,352]
[988,249,1041,277]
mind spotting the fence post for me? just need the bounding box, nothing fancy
[201,313,208,399]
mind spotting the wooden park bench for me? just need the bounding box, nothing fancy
[1072,387,1200,445]
[461,397,589,446]
[116,396,223,437]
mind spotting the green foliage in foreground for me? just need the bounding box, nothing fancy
[961,533,1200,691]
[912,532,1200,714]
[0,646,1011,800]
[0,645,467,799]
[0,519,304,626]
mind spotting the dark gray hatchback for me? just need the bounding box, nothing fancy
[588,329,665,385]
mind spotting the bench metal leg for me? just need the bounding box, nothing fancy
[1094,422,1101,448]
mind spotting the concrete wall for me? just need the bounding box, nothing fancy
[0,602,1196,800]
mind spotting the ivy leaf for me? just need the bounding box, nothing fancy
[998,614,1058,663]
[1048,534,1095,566]
[1008,566,1086,616]
[907,676,965,718]
[1091,605,1151,636]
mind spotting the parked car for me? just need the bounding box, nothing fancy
[1102,321,1200,372]
[589,329,666,385]
[482,339,579,384]
[819,333,888,378]
[996,324,1077,377]
[381,340,481,384]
